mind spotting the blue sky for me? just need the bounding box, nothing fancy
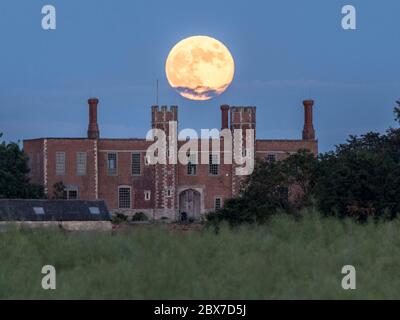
[0,0,399,152]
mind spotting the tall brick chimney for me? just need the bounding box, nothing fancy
[87,98,100,139]
[220,104,230,130]
[302,100,315,140]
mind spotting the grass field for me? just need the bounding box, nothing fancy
[1,209,400,299]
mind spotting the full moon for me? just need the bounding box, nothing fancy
[165,35,235,101]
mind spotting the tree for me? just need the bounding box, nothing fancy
[53,181,66,199]
[208,104,400,225]
[395,100,400,124]
[315,106,400,221]
[0,133,45,199]
[207,150,318,226]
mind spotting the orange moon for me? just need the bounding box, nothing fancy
[165,36,235,101]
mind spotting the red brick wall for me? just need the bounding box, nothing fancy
[97,139,155,212]
[177,139,233,211]
[256,139,318,160]
[23,139,44,185]
[45,139,97,200]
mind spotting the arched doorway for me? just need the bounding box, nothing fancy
[179,189,201,221]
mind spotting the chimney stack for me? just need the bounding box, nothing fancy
[302,100,315,140]
[220,104,230,130]
[87,98,100,139]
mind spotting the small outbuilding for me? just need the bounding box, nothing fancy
[0,199,112,231]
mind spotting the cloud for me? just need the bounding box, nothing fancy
[174,83,230,101]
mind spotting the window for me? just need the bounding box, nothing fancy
[76,152,87,176]
[68,189,78,200]
[145,155,150,166]
[107,153,117,175]
[209,154,219,175]
[267,154,277,163]
[118,186,131,209]
[144,190,151,201]
[89,207,100,215]
[33,207,45,215]
[55,152,65,176]
[63,186,78,200]
[187,153,197,176]
[215,197,222,210]
[131,152,141,175]
[166,188,173,198]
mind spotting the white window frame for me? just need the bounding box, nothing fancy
[76,152,87,176]
[214,197,223,210]
[209,153,219,176]
[55,151,65,176]
[63,186,79,200]
[107,152,118,175]
[131,152,142,176]
[144,190,151,201]
[187,153,197,176]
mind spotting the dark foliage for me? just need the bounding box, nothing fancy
[316,108,400,221]
[208,105,400,225]
[53,181,66,199]
[207,150,318,226]
[131,212,149,222]
[0,133,45,199]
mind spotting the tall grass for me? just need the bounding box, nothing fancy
[1,209,400,299]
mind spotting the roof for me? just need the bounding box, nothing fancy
[0,199,111,222]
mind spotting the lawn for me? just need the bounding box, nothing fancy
[1,209,399,299]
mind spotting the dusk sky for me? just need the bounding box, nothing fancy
[0,0,399,152]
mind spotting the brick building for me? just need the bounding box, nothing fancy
[23,98,318,221]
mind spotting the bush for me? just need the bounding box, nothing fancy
[112,212,129,224]
[131,212,149,222]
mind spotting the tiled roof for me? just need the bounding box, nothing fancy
[0,199,111,222]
